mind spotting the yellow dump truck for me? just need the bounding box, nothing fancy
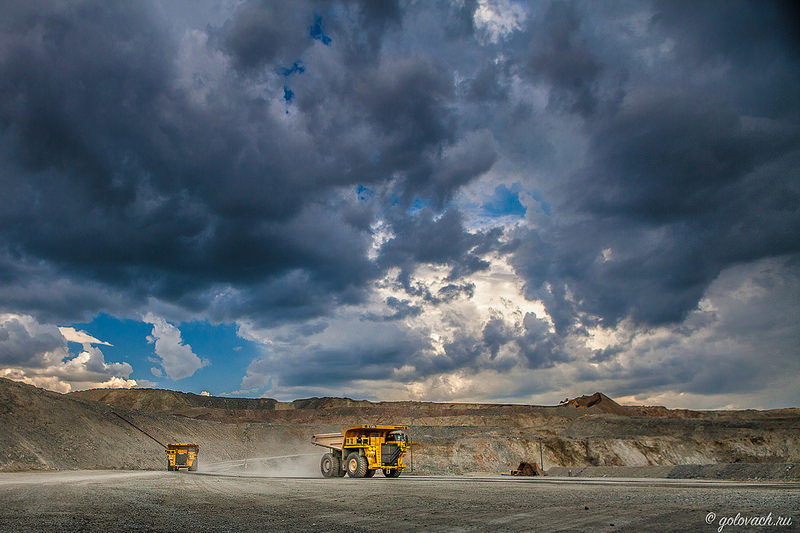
[111,412,200,473]
[166,443,199,471]
[312,425,412,478]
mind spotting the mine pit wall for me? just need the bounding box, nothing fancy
[2,411,325,472]
[408,409,800,474]
[410,429,800,475]
[0,379,323,472]
[3,379,799,475]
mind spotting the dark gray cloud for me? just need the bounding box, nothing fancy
[378,208,502,290]
[0,0,496,326]
[569,257,800,402]
[0,0,798,405]
[379,297,423,321]
[482,316,512,358]
[220,1,313,71]
[653,0,800,70]
[242,318,431,389]
[510,1,800,333]
[333,0,404,65]
[0,316,64,366]
[219,0,404,73]
[516,312,567,368]
[465,61,509,103]
[522,1,602,117]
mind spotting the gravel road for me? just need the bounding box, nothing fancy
[1,470,797,532]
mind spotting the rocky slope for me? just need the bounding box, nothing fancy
[0,378,317,472]
[2,378,798,478]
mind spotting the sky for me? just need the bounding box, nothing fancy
[0,0,798,409]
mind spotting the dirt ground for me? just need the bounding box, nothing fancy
[1,470,797,532]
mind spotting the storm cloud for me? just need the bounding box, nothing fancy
[0,1,797,407]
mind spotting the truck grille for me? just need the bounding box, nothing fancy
[381,444,401,466]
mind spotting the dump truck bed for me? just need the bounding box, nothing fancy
[312,425,408,451]
[311,433,344,451]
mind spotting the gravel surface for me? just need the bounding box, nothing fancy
[1,470,797,532]
[547,464,800,481]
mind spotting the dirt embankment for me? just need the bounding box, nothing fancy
[3,378,799,478]
[0,378,318,472]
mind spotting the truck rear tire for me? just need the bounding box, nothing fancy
[365,468,375,478]
[383,468,401,477]
[346,452,368,478]
[320,453,339,478]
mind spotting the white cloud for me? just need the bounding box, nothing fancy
[57,326,112,346]
[234,254,800,409]
[143,313,208,380]
[200,391,211,396]
[95,376,139,390]
[474,0,527,44]
[0,314,136,393]
[237,252,555,401]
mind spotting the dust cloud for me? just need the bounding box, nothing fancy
[201,453,321,478]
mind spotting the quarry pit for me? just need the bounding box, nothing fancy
[2,378,798,530]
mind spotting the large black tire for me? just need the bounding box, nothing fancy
[167,461,173,472]
[336,456,347,477]
[365,468,376,478]
[189,459,198,472]
[320,453,340,478]
[383,468,401,478]
[346,452,368,478]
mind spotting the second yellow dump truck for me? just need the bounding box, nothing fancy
[166,443,199,471]
[111,412,200,473]
[312,425,412,478]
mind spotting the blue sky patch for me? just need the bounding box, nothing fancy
[71,314,260,396]
[481,183,527,217]
[407,197,432,215]
[357,184,374,201]
[282,61,305,77]
[309,15,332,45]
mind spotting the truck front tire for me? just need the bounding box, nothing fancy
[346,452,368,478]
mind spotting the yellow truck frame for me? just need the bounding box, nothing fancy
[312,425,412,478]
[166,443,199,471]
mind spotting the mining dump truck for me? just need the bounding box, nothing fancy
[312,425,412,478]
[166,443,199,471]
[111,412,199,472]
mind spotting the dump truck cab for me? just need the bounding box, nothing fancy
[166,443,199,471]
[312,425,412,478]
